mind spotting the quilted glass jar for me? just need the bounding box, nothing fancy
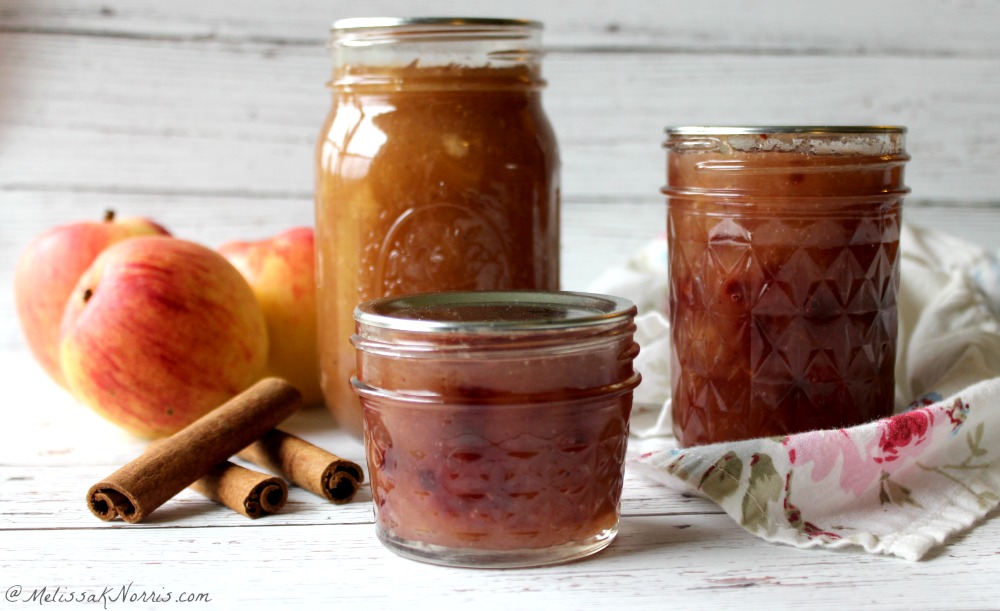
[351,290,640,568]
[664,126,909,446]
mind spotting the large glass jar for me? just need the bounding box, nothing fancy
[351,290,640,568]
[315,18,561,436]
[664,126,909,446]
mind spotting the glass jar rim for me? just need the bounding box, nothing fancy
[354,290,637,333]
[664,125,906,136]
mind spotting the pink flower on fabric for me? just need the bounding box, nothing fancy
[873,408,934,464]
[786,429,880,496]
[782,404,946,503]
[785,409,935,497]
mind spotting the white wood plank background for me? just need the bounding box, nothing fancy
[2,1,1000,608]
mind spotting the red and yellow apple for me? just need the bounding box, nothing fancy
[14,210,169,387]
[59,236,269,438]
[218,227,323,405]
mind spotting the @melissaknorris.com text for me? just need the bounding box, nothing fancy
[5,583,212,606]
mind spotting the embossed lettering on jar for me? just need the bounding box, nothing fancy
[315,18,560,437]
[663,127,909,446]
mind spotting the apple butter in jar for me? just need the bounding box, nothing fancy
[351,290,641,568]
[664,126,909,446]
[315,18,560,437]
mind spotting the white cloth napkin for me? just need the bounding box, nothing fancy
[590,223,1000,560]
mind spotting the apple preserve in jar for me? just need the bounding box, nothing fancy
[315,18,560,437]
[664,126,909,446]
[351,291,640,568]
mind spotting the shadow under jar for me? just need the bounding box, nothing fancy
[664,126,909,447]
[315,18,561,437]
[351,291,641,568]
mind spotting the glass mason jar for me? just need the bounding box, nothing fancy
[315,18,561,437]
[350,290,641,568]
[663,126,909,446]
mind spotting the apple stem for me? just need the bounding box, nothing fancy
[104,209,116,223]
[83,288,94,303]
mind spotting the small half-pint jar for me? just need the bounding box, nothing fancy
[351,290,641,568]
[664,126,909,446]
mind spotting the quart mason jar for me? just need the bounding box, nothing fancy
[663,126,909,446]
[351,290,640,568]
[315,18,561,436]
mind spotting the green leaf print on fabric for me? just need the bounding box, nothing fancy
[916,418,995,510]
[741,453,782,532]
[878,471,923,508]
[967,421,987,458]
[665,452,695,483]
[697,451,743,502]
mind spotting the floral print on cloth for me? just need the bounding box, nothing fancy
[591,223,1000,560]
[632,387,1000,560]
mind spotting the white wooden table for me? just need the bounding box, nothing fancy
[3,1,1000,608]
[4,354,1000,610]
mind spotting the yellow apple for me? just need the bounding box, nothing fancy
[14,210,169,387]
[59,236,269,438]
[219,227,323,405]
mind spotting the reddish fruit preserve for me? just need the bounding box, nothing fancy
[664,127,909,446]
[315,19,560,437]
[351,291,640,568]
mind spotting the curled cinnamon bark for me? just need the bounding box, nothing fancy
[87,378,302,523]
[239,429,364,504]
[145,436,289,519]
[189,461,288,518]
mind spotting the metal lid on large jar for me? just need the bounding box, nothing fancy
[331,17,542,46]
[354,290,636,333]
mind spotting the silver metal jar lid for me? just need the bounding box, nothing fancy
[332,17,543,32]
[354,290,636,333]
[665,126,907,135]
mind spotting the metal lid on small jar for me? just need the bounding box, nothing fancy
[664,126,907,135]
[664,126,908,156]
[332,17,543,31]
[354,290,636,333]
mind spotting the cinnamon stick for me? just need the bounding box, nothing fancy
[87,377,302,523]
[189,461,288,519]
[238,429,364,504]
[146,436,290,519]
